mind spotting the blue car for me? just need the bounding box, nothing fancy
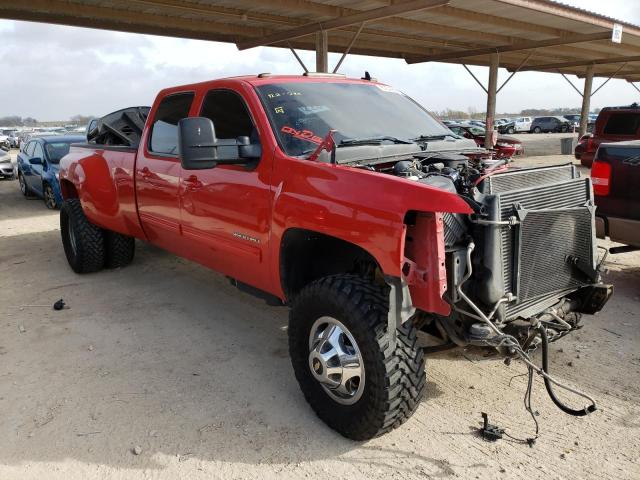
[17,135,85,209]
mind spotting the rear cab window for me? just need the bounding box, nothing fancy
[603,113,640,136]
[148,92,195,155]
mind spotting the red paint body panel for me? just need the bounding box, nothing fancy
[59,146,146,240]
[403,213,450,316]
[59,75,473,310]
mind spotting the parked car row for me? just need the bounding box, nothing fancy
[444,114,596,135]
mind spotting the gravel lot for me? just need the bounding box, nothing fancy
[0,153,638,480]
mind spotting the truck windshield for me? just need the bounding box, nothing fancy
[255,81,450,157]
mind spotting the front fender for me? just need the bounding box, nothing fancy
[270,155,471,302]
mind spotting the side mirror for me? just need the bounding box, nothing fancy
[178,117,261,170]
[237,136,262,160]
[29,157,42,165]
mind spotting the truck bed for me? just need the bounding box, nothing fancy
[87,106,150,147]
[59,144,145,240]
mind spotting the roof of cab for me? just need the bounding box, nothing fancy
[159,73,383,95]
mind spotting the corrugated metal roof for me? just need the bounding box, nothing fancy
[2,0,640,80]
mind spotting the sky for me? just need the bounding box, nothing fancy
[0,0,639,121]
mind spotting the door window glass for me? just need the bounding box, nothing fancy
[149,92,194,155]
[200,89,257,141]
[32,143,44,160]
[25,141,35,156]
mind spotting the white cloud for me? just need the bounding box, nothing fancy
[1,0,639,120]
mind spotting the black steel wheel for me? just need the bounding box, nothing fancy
[60,198,105,273]
[289,274,426,440]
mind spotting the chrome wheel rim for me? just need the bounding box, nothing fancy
[44,186,56,208]
[67,216,77,255]
[308,316,365,405]
[19,174,26,194]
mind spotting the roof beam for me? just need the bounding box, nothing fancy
[236,0,450,50]
[405,31,612,64]
[495,0,640,37]
[435,5,563,36]
[518,55,640,72]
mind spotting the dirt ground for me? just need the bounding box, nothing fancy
[510,132,577,157]
[0,154,638,480]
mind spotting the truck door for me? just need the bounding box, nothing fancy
[136,91,195,253]
[179,88,273,292]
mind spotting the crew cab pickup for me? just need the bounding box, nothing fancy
[577,104,640,167]
[58,74,611,440]
[592,140,640,251]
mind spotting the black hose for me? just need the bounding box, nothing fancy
[538,326,597,416]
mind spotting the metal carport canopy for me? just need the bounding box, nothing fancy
[3,0,640,136]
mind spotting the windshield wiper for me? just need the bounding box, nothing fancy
[412,134,458,141]
[339,136,413,147]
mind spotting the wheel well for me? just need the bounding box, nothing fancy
[280,228,381,300]
[59,179,78,199]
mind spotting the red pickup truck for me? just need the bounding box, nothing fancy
[58,74,611,440]
[576,104,640,167]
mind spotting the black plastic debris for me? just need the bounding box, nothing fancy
[53,299,66,311]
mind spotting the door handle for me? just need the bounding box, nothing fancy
[139,166,152,179]
[183,175,203,190]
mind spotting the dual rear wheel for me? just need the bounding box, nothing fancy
[60,198,135,273]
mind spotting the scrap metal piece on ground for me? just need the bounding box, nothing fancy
[479,412,504,441]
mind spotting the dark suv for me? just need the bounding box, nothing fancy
[530,116,571,133]
[575,104,640,167]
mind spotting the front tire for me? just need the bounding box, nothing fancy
[533,126,542,133]
[289,274,426,440]
[60,199,105,273]
[507,127,515,134]
[43,183,57,209]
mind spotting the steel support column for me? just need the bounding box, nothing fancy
[316,30,328,73]
[485,53,499,148]
[579,65,594,137]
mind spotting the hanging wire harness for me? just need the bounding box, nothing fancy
[455,240,598,445]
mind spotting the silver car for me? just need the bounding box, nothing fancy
[0,149,15,179]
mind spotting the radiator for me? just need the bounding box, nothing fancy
[493,175,596,320]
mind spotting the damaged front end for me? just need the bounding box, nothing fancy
[423,164,612,353]
[399,163,613,427]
